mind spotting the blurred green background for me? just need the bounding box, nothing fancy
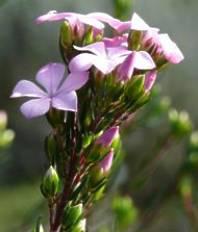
[0,0,198,231]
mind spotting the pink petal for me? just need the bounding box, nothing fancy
[103,35,128,47]
[74,42,106,57]
[144,70,157,92]
[107,46,130,58]
[58,72,89,93]
[36,11,68,24]
[78,14,104,30]
[36,11,104,30]
[134,51,156,70]
[87,12,124,32]
[97,126,119,147]
[52,91,77,112]
[159,34,184,64]
[69,53,96,72]
[117,53,135,81]
[100,149,114,173]
[131,13,151,31]
[11,80,46,98]
[20,98,50,119]
[36,63,65,95]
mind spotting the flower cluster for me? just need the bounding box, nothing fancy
[11,10,184,232]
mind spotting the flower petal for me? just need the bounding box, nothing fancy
[20,98,50,119]
[131,13,151,31]
[36,11,104,30]
[11,80,46,98]
[36,11,69,24]
[159,34,184,64]
[134,51,156,70]
[87,12,124,32]
[117,53,135,81]
[78,14,104,30]
[144,70,157,92]
[103,35,128,47]
[36,63,65,95]
[52,91,77,112]
[58,72,89,93]
[100,149,114,173]
[73,42,106,57]
[69,53,96,72]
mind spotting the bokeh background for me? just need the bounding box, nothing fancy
[0,0,198,231]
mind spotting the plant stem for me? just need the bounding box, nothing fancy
[51,113,78,231]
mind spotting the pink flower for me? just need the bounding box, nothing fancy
[69,42,131,74]
[11,63,89,119]
[117,51,156,81]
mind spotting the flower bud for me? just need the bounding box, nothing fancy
[168,109,192,138]
[73,219,86,232]
[44,133,57,164]
[83,27,103,46]
[112,196,138,229]
[187,132,198,168]
[40,166,60,198]
[189,131,198,150]
[63,203,83,229]
[179,175,192,198]
[88,127,119,162]
[60,21,73,48]
[32,217,44,232]
[128,30,142,50]
[124,75,145,108]
[96,126,119,148]
[0,111,7,131]
[0,129,15,149]
[100,149,114,175]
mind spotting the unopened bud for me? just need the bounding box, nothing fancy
[63,203,83,229]
[100,149,114,175]
[73,219,86,232]
[169,109,192,137]
[60,21,73,49]
[32,217,44,232]
[128,30,142,50]
[0,111,7,131]
[45,134,57,164]
[0,129,15,148]
[96,126,119,148]
[40,166,60,198]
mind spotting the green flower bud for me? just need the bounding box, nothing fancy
[40,166,60,198]
[63,203,83,229]
[186,132,198,168]
[60,21,73,49]
[179,175,192,198]
[32,217,44,232]
[189,131,198,150]
[0,111,7,131]
[128,30,142,50]
[124,75,145,107]
[112,196,138,229]
[73,219,86,232]
[82,133,94,149]
[44,134,57,164]
[114,0,133,20]
[168,109,192,138]
[159,96,171,112]
[0,129,15,149]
